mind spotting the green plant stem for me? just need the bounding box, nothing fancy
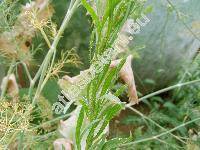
[0,59,15,98]
[21,62,33,82]
[127,79,200,107]
[32,131,57,140]
[120,117,200,147]
[156,138,183,150]
[30,113,71,130]
[40,28,51,48]
[28,62,44,99]
[30,0,80,105]
[126,106,186,144]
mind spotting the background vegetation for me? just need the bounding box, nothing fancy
[0,0,200,149]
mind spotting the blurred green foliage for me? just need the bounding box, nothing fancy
[33,0,91,77]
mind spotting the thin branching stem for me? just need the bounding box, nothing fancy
[28,62,45,99]
[126,106,186,144]
[39,28,51,48]
[120,117,200,147]
[30,0,80,105]
[127,78,200,107]
[21,62,33,82]
[30,113,71,130]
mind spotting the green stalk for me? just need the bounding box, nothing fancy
[127,79,200,107]
[126,106,186,144]
[30,113,71,130]
[28,60,45,99]
[120,117,200,147]
[40,28,51,48]
[21,62,33,82]
[30,0,80,105]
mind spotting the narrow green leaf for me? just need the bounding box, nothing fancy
[100,58,126,96]
[102,136,133,150]
[114,84,127,97]
[89,134,107,150]
[80,119,100,140]
[81,0,101,33]
[86,121,100,149]
[75,107,85,150]
[94,104,124,139]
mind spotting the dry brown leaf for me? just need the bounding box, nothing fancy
[1,74,19,97]
[111,55,138,104]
